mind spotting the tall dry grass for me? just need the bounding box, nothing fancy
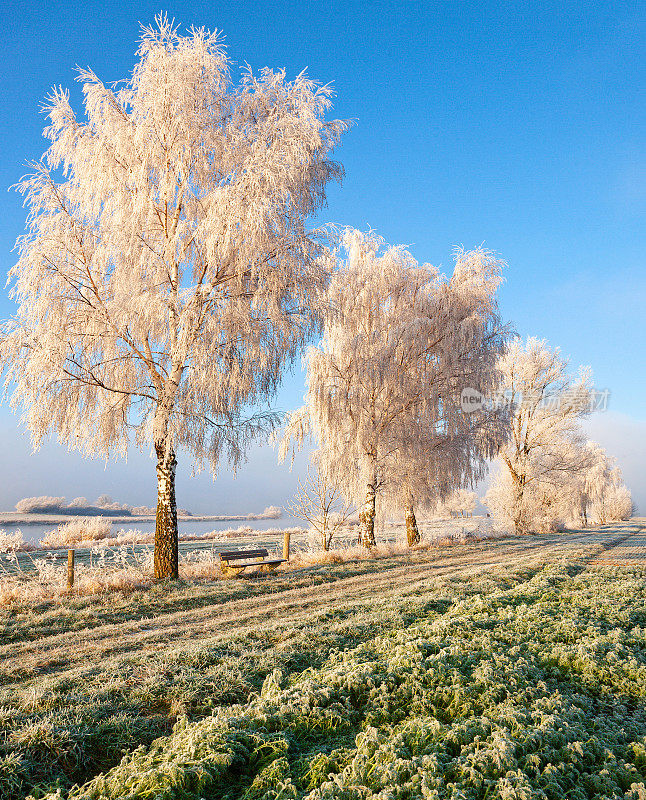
[39,516,112,547]
[291,521,508,567]
[0,530,33,553]
[7,524,308,553]
[0,543,153,605]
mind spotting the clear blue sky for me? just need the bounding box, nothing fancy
[0,0,644,514]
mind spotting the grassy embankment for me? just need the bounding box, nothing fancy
[2,525,646,799]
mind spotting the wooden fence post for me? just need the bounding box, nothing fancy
[283,530,291,562]
[67,549,74,590]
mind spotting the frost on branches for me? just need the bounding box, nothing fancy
[0,17,348,579]
[282,229,510,547]
[435,489,478,518]
[287,464,353,551]
[570,442,633,526]
[485,338,592,533]
[483,338,631,533]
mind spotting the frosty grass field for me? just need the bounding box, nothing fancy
[2,521,646,800]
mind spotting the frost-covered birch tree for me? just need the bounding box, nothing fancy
[436,488,478,518]
[0,17,347,579]
[487,438,632,532]
[382,409,501,545]
[287,464,352,551]
[484,338,593,534]
[571,442,633,525]
[572,441,611,526]
[592,469,633,522]
[282,229,509,547]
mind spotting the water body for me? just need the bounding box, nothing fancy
[2,517,301,547]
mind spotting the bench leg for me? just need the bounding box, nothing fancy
[258,563,279,573]
[221,564,245,578]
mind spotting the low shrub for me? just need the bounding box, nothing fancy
[0,530,32,553]
[40,517,112,548]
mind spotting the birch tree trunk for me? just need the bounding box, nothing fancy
[358,468,377,548]
[512,476,525,535]
[154,444,179,580]
[405,491,420,546]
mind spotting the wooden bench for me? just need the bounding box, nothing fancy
[219,548,285,577]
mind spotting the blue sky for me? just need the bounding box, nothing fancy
[0,0,644,514]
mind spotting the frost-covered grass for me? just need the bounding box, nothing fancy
[0,518,502,607]
[46,571,646,800]
[0,543,154,605]
[0,529,308,606]
[290,522,508,569]
[0,530,33,553]
[29,563,646,799]
[39,517,113,547]
[0,525,641,799]
[0,541,268,605]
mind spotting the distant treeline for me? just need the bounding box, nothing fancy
[13,495,191,517]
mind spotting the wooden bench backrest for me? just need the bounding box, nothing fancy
[219,549,269,561]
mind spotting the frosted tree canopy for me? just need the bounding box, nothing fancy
[1,17,347,469]
[0,16,348,577]
[282,229,510,545]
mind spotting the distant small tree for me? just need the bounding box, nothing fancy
[439,489,478,518]
[594,475,633,523]
[0,17,347,579]
[282,229,509,547]
[287,465,353,551]
[577,444,633,524]
[485,338,593,534]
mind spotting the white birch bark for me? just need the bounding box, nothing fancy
[358,460,378,548]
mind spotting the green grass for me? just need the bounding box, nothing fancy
[1,528,645,799]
